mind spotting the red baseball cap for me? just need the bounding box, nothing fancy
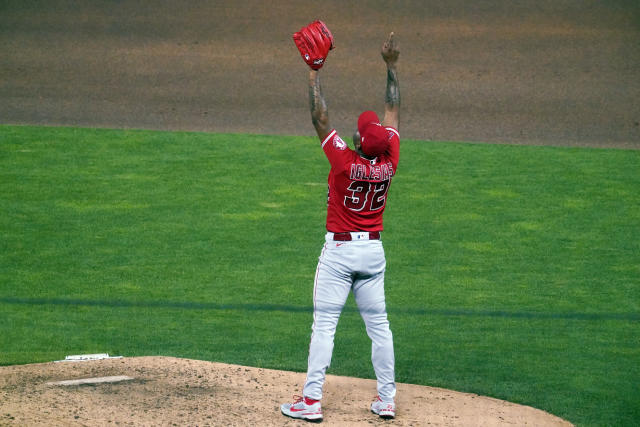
[358,111,389,157]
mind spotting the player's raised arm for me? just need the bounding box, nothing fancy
[292,20,335,142]
[309,69,331,141]
[381,32,400,130]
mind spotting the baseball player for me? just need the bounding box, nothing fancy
[282,22,400,421]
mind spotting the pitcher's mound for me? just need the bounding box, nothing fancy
[0,356,572,426]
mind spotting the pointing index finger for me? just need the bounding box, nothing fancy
[387,32,395,45]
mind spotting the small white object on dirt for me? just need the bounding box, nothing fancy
[47,376,134,386]
[55,353,123,362]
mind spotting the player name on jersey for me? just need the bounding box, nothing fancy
[349,162,395,181]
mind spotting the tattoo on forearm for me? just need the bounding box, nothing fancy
[385,68,400,107]
[309,74,329,128]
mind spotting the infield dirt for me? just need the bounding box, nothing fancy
[1,0,638,148]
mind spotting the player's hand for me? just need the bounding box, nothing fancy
[381,32,399,66]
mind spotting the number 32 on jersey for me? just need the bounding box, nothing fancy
[344,180,390,212]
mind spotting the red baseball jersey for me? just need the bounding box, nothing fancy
[320,128,400,232]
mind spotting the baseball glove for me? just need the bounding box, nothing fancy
[293,20,334,70]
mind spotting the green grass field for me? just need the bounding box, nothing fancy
[1,125,638,426]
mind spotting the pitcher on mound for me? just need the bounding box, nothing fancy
[282,21,401,422]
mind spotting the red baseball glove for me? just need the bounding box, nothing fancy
[293,20,335,70]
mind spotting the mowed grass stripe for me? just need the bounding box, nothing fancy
[1,296,638,321]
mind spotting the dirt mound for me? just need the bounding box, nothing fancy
[0,356,571,426]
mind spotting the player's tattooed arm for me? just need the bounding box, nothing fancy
[381,32,400,130]
[309,69,331,141]
[385,67,400,116]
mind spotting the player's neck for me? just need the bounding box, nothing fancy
[356,147,376,161]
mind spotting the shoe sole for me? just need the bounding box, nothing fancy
[281,409,323,422]
[372,409,395,419]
